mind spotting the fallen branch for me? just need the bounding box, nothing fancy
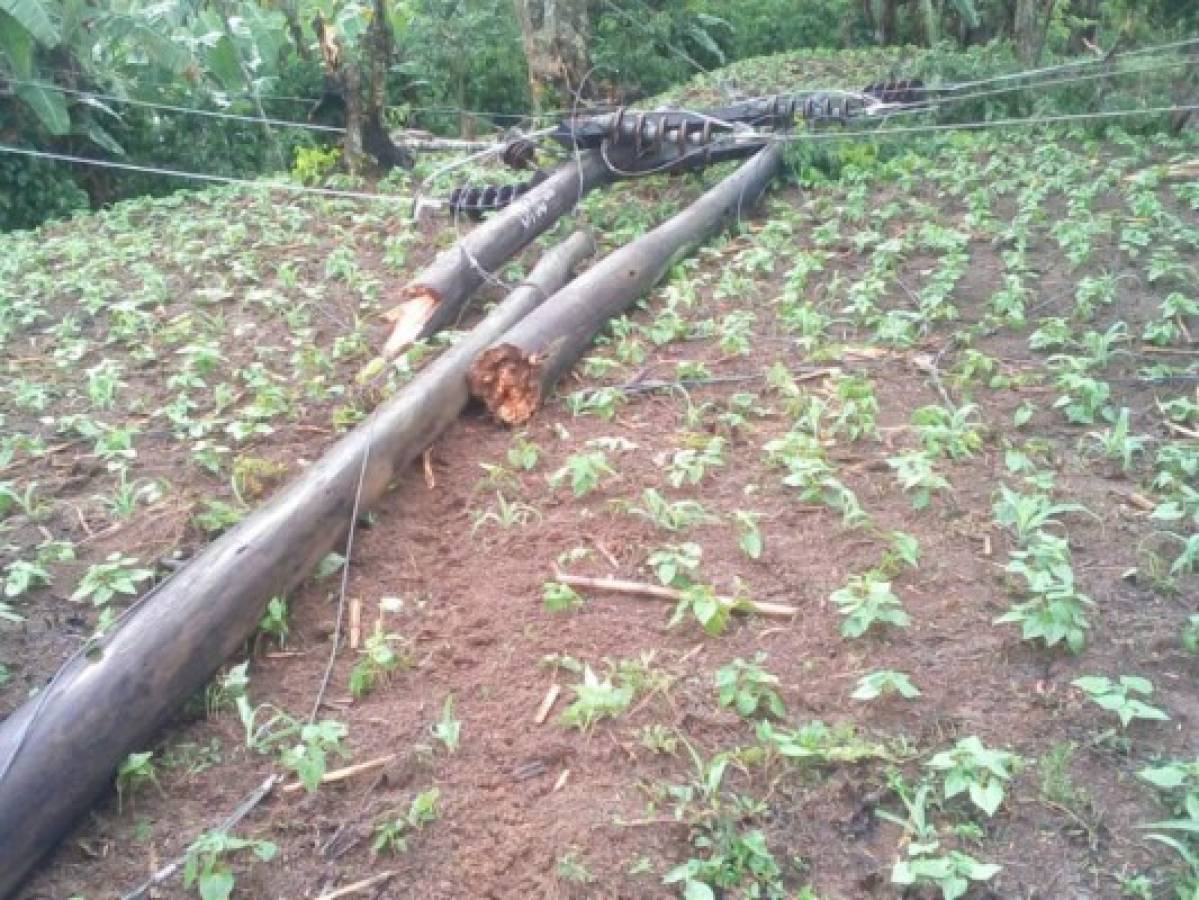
[281,754,396,794]
[468,145,782,424]
[0,232,596,898]
[554,574,798,618]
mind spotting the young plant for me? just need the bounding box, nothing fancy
[182,830,278,900]
[852,669,921,701]
[911,404,983,460]
[715,654,785,719]
[257,597,289,648]
[279,719,350,793]
[830,575,910,638]
[892,850,1002,900]
[349,623,409,698]
[549,450,616,497]
[115,751,160,812]
[542,580,584,613]
[888,451,951,510]
[1072,675,1170,728]
[373,787,441,855]
[1083,407,1146,472]
[69,553,154,606]
[431,695,461,753]
[559,665,634,731]
[926,736,1021,817]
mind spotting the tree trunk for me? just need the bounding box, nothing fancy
[279,0,309,60]
[1014,0,1054,64]
[919,0,938,46]
[0,231,596,900]
[512,0,591,112]
[878,0,898,44]
[313,7,411,175]
[361,0,413,170]
[468,144,783,425]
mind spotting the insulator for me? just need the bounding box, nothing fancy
[862,78,927,105]
[500,138,538,170]
[447,171,549,219]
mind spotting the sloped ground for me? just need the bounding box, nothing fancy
[3,62,1199,900]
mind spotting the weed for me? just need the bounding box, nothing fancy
[888,451,951,510]
[911,403,983,459]
[555,848,596,884]
[630,489,717,532]
[637,724,679,755]
[470,492,540,534]
[732,510,763,559]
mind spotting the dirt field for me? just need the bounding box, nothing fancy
[3,117,1198,899]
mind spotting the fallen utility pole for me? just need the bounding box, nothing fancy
[382,151,613,356]
[0,232,596,899]
[468,143,782,424]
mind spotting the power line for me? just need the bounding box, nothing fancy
[945,34,1199,91]
[750,102,1199,144]
[4,77,347,134]
[0,144,419,203]
[876,54,1199,119]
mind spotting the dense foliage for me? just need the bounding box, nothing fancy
[1,0,1196,229]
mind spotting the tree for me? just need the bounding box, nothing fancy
[312,0,412,174]
[512,0,590,111]
[1014,0,1055,64]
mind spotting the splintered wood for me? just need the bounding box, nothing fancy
[467,343,544,425]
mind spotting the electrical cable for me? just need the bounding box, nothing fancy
[0,144,416,203]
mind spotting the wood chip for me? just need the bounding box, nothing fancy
[535,683,562,725]
[423,447,436,489]
[348,599,362,651]
[553,768,571,792]
[315,871,396,900]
